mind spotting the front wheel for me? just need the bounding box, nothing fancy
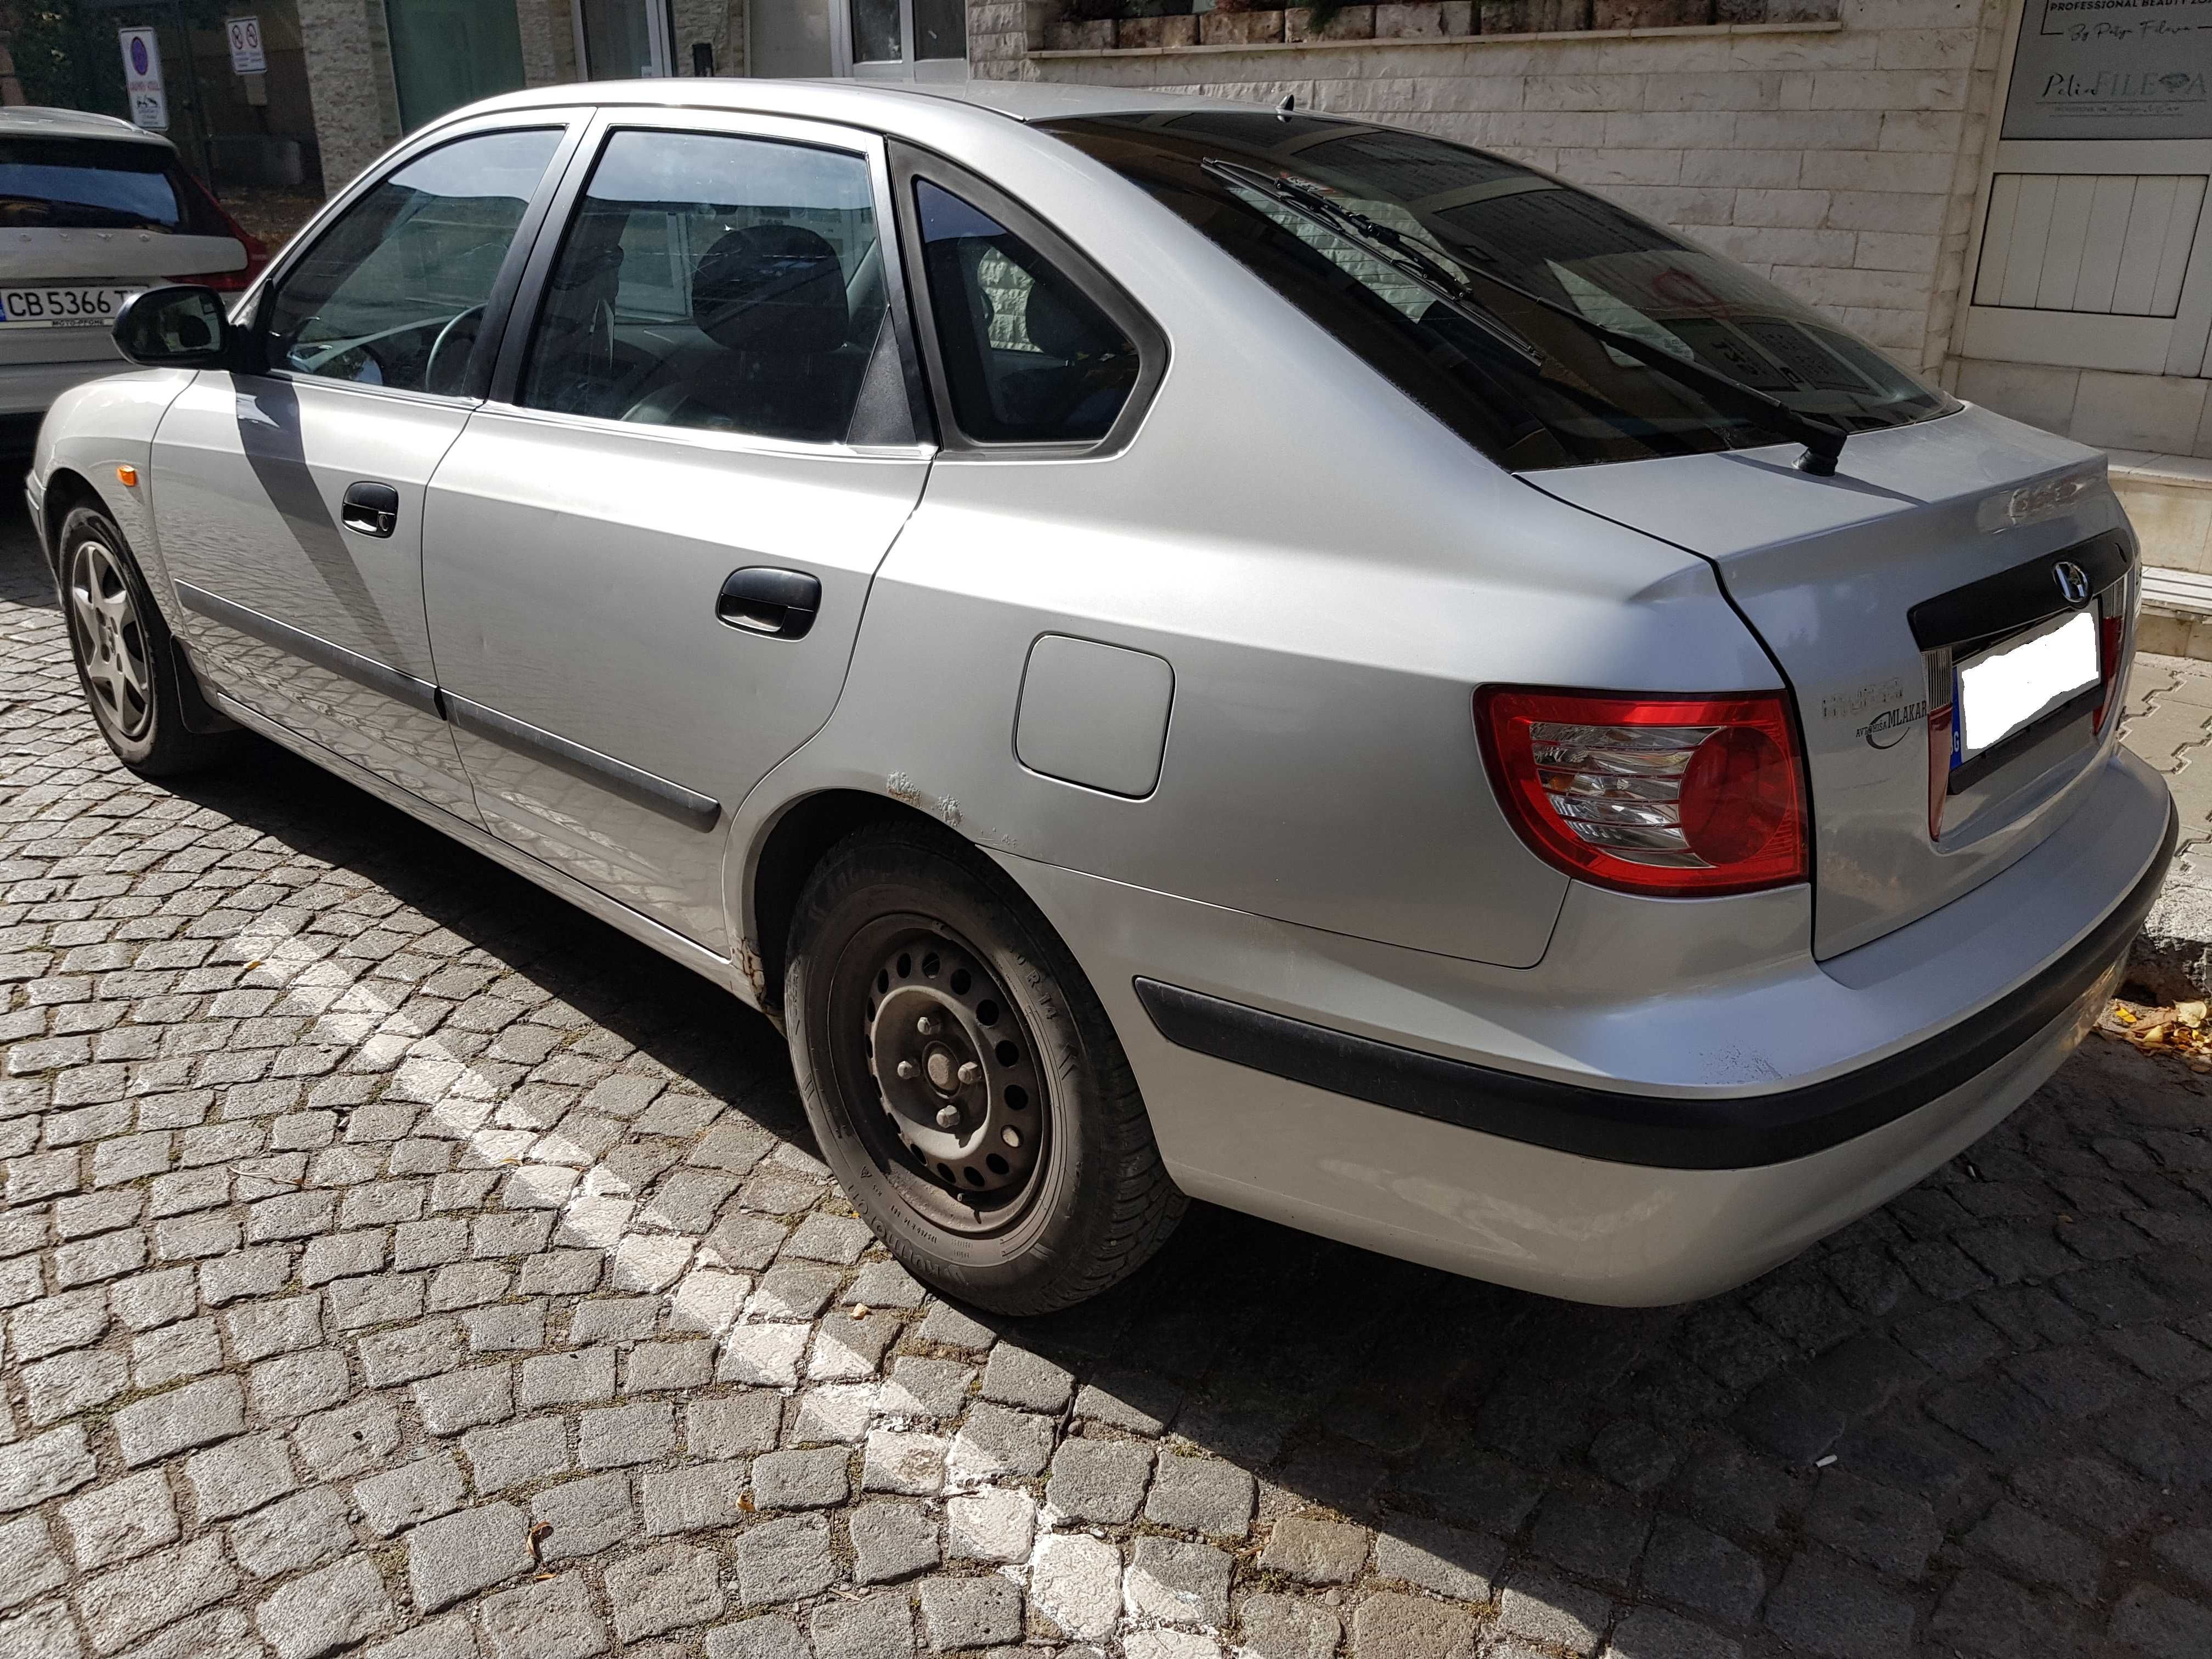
[785,826,1186,1314]
[57,504,240,778]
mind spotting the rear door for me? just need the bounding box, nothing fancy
[422,109,932,951]
[150,116,583,822]
[1528,404,2137,958]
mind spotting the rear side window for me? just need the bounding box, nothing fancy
[519,129,889,445]
[914,181,1137,445]
[0,138,220,234]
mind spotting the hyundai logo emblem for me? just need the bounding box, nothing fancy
[2054,560,2091,606]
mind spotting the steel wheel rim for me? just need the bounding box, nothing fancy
[828,912,1051,1237]
[66,537,151,741]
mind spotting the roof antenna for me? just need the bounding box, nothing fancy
[1277,93,1296,121]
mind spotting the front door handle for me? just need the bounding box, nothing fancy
[341,481,399,538]
[716,566,821,639]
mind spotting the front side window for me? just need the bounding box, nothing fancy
[264,128,562,394]
[1042,113,1955,472]
[914,181,1137,445]
[519,129,887,445]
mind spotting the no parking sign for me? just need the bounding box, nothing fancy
[118,26,167,131]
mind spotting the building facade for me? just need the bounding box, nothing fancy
[292,0,2212,635]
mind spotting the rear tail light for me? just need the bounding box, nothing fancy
[1476,687,1809,898]
[2092,609,2125,735]
[174,173,268,292]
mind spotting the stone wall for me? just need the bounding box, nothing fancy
[999,0,2012,376]
[297,0,407,195]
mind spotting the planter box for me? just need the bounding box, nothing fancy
[1375,2,1445,36]
[1478,0,1588,31]
[1043,16,1116,46]
[1116,13,1200,44]
[1286,4,1377,40]
[1592,0,1712,26]
[1199,8,1288,41]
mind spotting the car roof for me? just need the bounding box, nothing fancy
[0,105,173,147]
[437,76,1280,136]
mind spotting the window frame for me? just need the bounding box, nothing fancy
[234,109,595,408]
[485,105,935,461]
[889,141,1167,461]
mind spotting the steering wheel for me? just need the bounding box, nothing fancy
[424,304,484,396]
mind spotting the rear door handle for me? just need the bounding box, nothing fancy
[341,481,399,538]
[716,566,821,639]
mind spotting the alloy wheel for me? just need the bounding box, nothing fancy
[66,537,153,741]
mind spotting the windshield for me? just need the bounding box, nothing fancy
[0,138,217,234]
[1039,112,1956,472]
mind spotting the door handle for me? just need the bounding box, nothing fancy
[342,481,399,538]
[716,567,821,639]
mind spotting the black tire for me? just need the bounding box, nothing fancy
[56,504,241,778]
[786,824,1187,1314]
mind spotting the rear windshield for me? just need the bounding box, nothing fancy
[0,138,220,234]
[1039,112,1956,472]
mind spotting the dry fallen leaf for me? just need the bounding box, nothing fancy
[2177,1001,2207,1029]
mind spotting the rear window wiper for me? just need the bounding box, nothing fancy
[1200,160,1545,374]
[1203,159,1849,477]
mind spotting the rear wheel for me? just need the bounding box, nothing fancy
[58,504,239,778]
[786,825,1186,1314]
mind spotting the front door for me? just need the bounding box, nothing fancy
[422,110,932,951]
[843,0,967,80]
[151,120,575,821]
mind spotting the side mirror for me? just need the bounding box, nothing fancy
[113,285,237,369]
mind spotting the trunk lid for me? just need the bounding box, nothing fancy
[1526,403,2136,959]
[0,230,245,369]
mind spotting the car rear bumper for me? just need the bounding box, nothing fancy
[1000,748,2175,1305]
[0,356,125,422]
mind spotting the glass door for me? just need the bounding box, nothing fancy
[842,0,966,81]
[574,0,676,78]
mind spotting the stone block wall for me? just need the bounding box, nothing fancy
[298,0,407,195]
[992,0,2012,377]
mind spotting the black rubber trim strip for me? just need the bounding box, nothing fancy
[1909,531,2130,652]
[176,580,443,719]
[444,693,720,833]
[1135,802,2173,1171]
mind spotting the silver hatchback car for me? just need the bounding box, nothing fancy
[31,78,2174,1315]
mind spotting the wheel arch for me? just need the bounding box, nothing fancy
[40,467,110,575]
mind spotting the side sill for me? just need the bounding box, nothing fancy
[177,580,443,719]
[207,688,741,995]
[445,693,721,833]
[1134,800,2172,1172]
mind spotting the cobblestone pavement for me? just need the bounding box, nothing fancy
[8,501,2212,1659]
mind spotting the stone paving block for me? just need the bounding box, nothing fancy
[862,1429,946,1497]
[532,1472,638,1562]
[113,1374,244,1466]
[979,1345,1074,1414]
[580,1402,677,1469]
[918,1576,1022,1651]
[357,1453,466,1537]
[461,1415,570,1493]
[522,1348,617,1408]
[1045,1436,1151,1525]
[737,1513,843,1606]
[690,1392,783,1458]
[1641,1515,1767,1624]
[406,1501,531,1612]
[0,1599,78,1659]
[625,1339,714,1394]
[1604,1609,1743,1659]
[1931,1566,2089,1658]
[1763,1557,1914,1659]
[0,1514,64,1615]
[1240,1593,1340,1659]
[946,1403,1055,1487]
[0,1425,96,1514]
[24,1347,126,1425]
[879,1357,974,1422]
[755,1445,850,1509]
[1260,1514,1369,1585]
[360,1614,480,1659]
[2113,1581,2212,1658]
[608,1541,727,1640]
[60,1467,178,1570]
[80,1532,235,1655]
[811,1592,914,1659]
[1145,1452,1254,1538]
[1030,1532,1121,1639]
[229,1485,356,1579]
[706,1613,811,1659]
[721,1323,811,1388]
[1125,1536,1231,1627]
[477,1571,610,1659]
[414,1363,514,1436]
[946,1486,1035,1563]
[1349,1591,1478,1659]
[255,1555,398,1659]
[794,1382,878,1446]
[808,1313,901,1382]
[1373,1517,1504,1603]
[643,1460,749,1534]
[250,1347,352,1421]
[186,1431,298,1520]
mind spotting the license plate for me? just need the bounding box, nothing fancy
[0,286,139,329]
[1955,608,2100,765]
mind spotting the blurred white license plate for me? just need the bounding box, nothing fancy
[1956,608,2099,762]
[0,285,138,329]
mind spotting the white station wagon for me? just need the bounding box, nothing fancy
[32,79,2171,1313]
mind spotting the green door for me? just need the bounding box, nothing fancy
[386,0,528,132]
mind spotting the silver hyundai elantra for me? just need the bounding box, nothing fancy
[30,77,2173,1314]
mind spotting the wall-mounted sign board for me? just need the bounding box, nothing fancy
[2005,1,2212,142]
[118,26,167,131]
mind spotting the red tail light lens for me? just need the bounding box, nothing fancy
[174,173,268,292]
[1476,687,1810,898]
[2092,610,2125,735]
